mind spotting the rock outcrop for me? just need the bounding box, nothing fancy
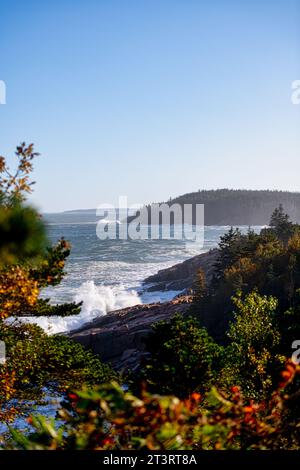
[143,248,218,292]
[69,249,219,372]
[69,296,192,373]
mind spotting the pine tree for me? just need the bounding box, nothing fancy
[190,268,207,314]
[269,205,294,244]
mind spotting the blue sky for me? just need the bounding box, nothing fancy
[0,0,299,212]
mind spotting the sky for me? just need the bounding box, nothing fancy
[0,0,300,212]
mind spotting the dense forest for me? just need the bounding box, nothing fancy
[165,189,300,225]
[126,189,300,226]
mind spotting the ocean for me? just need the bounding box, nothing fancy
[24,211,263,334]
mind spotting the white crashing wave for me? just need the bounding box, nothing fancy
[17,281,141,334]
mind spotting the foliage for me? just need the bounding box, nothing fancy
[138,291,284,401]
[0,144,117,425]
[0,368,16,422]
[190,268,207,314]
[169,189,300,225]
[191,208,300,340]
[222,292,283,398]
[30,238,72,288]
[269,204,295,243]
[0,146,82,319]
[2,145,300,452]
[136,314,222,398]
[26,298,82,317]
[0,205,46,266]
[0,321,117,395]
[0,266,39,319]
[7,362,300,450]
[0,142,39,205]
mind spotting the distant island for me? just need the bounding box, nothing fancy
[125,189,300,226]
[52,189,300,226]
[167,189,300,225]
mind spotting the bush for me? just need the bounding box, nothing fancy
[0,321,118,401]
[220,292,284,398]
[137,314,222,398]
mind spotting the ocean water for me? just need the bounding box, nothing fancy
[22,211,263,333]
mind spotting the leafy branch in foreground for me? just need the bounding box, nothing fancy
[7,361,300,450]
[0,142,39,205]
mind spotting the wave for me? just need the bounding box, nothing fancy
[18,281,141,334]
[98,219,122,224]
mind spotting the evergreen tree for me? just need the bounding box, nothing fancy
[269,205,294,244]
[214,227,243,279]
[190,268,207,314]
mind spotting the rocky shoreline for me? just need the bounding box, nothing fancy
[69,296,192,373]
[143,248,218,292]
[69,249,218,372]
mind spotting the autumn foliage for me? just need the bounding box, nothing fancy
[9,361,300,450]
[0,145,116,426]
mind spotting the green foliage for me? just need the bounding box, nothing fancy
[140,292,284,401]
[0,144,118,425]
[27,298,82,317]
[190,268,207,314]
[7,363,300,450]
[0,205,46,266]
[0,321,117,398]
[213,227,248,279]
[191,208,300,340]
[30,238,71,288]
[169,189,300,225]
[269,204,295,244]
[137,314,222,398]
[222,292,283,398]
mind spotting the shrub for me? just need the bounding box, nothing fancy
[221,292,283,398]
[0,321,118,416]
[137,314,222,398]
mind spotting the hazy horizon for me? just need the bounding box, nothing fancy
[42,187,300,215]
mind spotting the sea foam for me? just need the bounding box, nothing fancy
[16,281,141,334]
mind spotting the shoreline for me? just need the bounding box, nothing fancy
[69,248,218,372]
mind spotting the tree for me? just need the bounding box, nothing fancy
[0,144,82,318]
[224,292,283,398]
[138,314,222,398]
[270,204,291,228]
[0,144,117,424]
[214,227,244,279]
[269,205,294,244]
[190,268,207,314]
